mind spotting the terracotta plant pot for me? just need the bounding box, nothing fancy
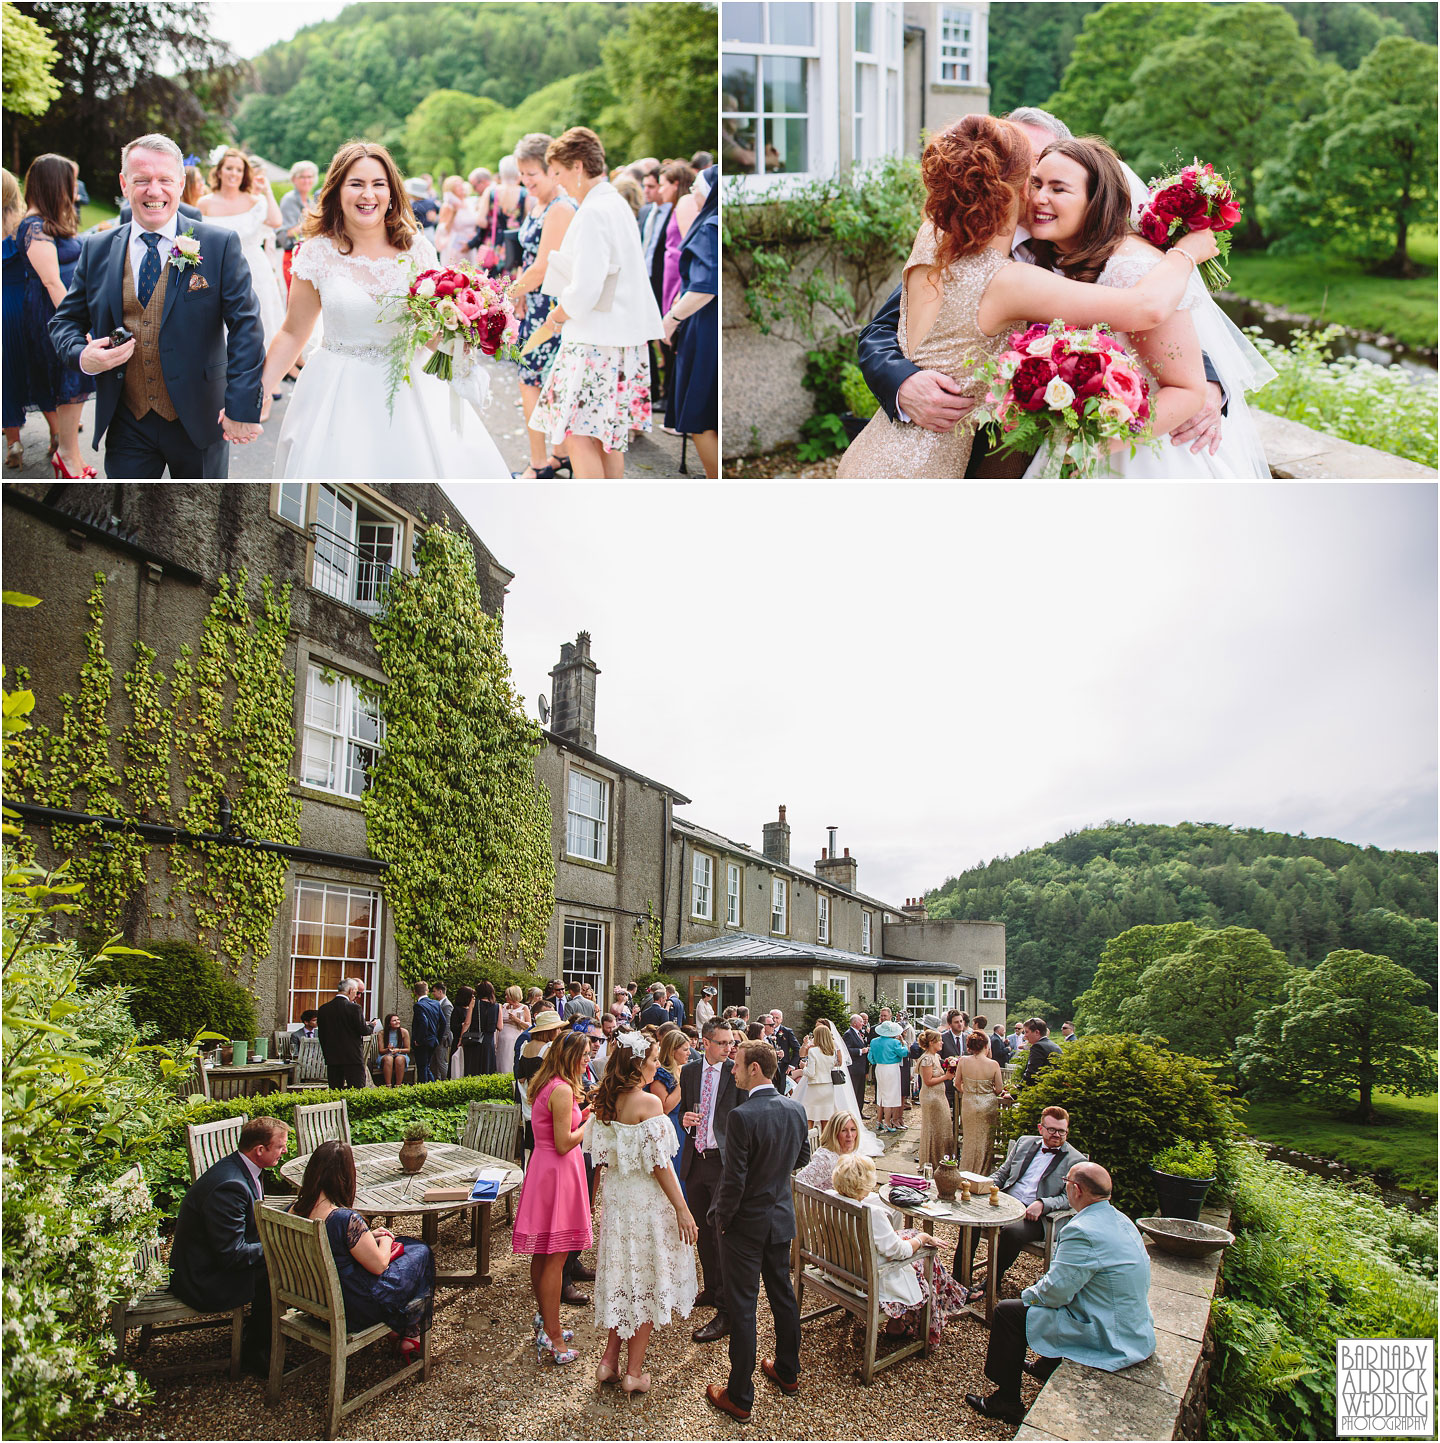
[934,1163,961,1199]
[398,1139,428,1174]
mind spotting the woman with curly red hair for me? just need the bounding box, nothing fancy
[838,114,1218,479]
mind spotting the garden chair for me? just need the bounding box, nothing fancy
[459,1100,522,1224]
[256,1202,430,1439]
[288,1034,329,1090]
[792,1178,935,1384]
[109,1166,244,1381]
[272,1028,293,1062]
[294,1098,351,1156]
[185,1116,245,1183]
[179,1059,211,1101]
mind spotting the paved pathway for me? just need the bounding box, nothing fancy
[13,352,695,479]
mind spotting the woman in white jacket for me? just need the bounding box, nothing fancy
[529,127,665,479]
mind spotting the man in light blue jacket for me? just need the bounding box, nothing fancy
[966,1161,1155,1424]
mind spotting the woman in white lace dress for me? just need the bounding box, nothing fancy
[1022,139,1272,478]
[257,141,507,480]
[585,1030,698,1396]
[198,148,286,353]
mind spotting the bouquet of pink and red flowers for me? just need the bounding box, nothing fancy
[969,319,1156,478]
[384,261,519,414]
[1138,159,1241,292]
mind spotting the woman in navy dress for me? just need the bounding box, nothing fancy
[473,980,501,1075]
[662,166,718,478]
[3,168,27,468]
[16,154,95,478]
[648,1027,692,1188]
[293,1141,434,1355]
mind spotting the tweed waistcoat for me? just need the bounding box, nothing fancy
[120,248,177,422]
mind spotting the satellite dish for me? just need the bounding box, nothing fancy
[538,694,550,725]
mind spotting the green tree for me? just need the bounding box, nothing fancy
[402,89,499,179]
[1281,2,1404,69]
[1044,2,1208,136]
[599,1,717,161]
[1,1,60,119]
[986,3,1100,114]
[804,983,851,1034]
[1106,2,1328,246]
[1118,926,1294,1062]
[1236,949,1437,1122]
[1262,35,1437,276]
[461,68,616,170]
[1073,921,1203,1033]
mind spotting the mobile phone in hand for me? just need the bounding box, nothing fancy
[109,325,133,347]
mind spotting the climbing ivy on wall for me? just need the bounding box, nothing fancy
[363,523,555,989]
[10,571,300,979]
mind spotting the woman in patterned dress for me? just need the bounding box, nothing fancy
[506,132,575,478]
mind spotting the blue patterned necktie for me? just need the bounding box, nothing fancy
[137,231,162,309]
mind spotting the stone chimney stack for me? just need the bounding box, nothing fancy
[901,897,927,918]
[762,805,791,866]
[549,631,599,751]
[815,825,858,892]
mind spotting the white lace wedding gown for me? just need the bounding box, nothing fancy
[585,1113,698,1338]
[274,233,508,480]
[206,196,286,348]
[1025,244,1274,479]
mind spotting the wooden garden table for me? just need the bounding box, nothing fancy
[882,1183,1027,1323]
[280,1141,522,1286]
[203,1060,294,1099]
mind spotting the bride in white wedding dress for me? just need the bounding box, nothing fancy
[258,141,507,480]
[1022,139,1272,479]
[790,1028,884,1158]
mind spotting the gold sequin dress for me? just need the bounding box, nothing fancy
[837,227,1015,479]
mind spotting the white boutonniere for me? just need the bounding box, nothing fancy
[166,225,203,273]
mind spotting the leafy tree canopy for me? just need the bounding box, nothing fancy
[1236,949,1437,1122]
[1260,34,1437,276]
[403,89,500,178]
[598,2,717,162]
[1,1,60,118]
[461,67,617,172]
[928,821,1437,1016]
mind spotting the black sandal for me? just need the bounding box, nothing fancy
[511,464,558,479]
[549,454,573,478]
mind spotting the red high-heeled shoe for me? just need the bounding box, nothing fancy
[51,449,96,479]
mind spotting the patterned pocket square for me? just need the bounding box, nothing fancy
[188,274,209,291]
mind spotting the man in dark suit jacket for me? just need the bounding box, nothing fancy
[169,1115,289,1374]
[989,1024,1012,1068]
[1020,1018,1064,1088]
[705,1040,811,1423]
[679,1017,743,1341]
[409,981,442,1085]
[49,134,264,477]
[639,984,672,1028]
[939,1010,967,1110]
[317,978,371,1089]
[960,1106,1085,1282]
[842,1015,869,1112]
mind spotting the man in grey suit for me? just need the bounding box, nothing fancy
[705,1040,811,1423]
[961,1105,1085,1284]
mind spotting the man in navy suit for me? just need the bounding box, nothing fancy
[49,132,265,477]
[409,981,443,1084]
[169,1115,289,1375]
[705,1040,811,1422]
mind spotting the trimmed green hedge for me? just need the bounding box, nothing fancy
[146,1075,515,1218]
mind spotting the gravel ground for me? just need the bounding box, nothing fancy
[89,1106,1044,1442]
[722,446,842,481]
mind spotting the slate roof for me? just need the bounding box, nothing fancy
[662,930,972,979]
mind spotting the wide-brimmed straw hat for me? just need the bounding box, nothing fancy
[530,1009,564,1032]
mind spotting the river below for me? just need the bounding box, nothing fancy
[1217,295,1437,380]
[1251,1137,1436,1214]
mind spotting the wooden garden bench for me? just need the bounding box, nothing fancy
[184,1116,244,1183]
[792,1179,935,1384]
[288,1035,329,1091]
[294,1098,351,1156]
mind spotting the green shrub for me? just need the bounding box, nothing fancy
[1000,1034,1240,1215]
[1210,1145,1438,1439]
[803,983,851,1034]
[839,362,879,420]
[143,1075,515,1217]
[1151,1139,1218,1178]
[91,937,257,1046]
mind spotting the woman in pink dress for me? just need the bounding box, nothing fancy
[513,1029,592,1366]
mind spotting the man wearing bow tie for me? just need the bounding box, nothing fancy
[959,1106,1085,1285]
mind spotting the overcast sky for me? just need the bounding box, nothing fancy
[448,482,1437,905]
[206,2,347,59]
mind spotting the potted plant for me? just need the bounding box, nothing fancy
[399,1123,430,1174]
[934,1155,962,1199]
[839,362,879,443]
[1150,1140,1218,1221]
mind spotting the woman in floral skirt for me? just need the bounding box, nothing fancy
[528,128,665,479]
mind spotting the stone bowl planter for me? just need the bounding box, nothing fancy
[1137,1217,1235,1259]
[398,1138,428,1174]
